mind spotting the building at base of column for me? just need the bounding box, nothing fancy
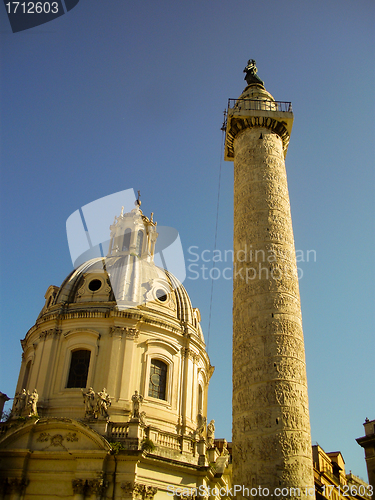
[313,445,372,500]
[357,418,375,490]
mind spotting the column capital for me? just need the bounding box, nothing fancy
[109,326,139,338]
[121,482,158,500]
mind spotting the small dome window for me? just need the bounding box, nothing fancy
[88,279,102,292]
[156,289,168,302]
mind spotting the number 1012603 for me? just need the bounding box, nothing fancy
[5,2,60,14]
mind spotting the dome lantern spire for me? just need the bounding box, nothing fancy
[107,201,158,262]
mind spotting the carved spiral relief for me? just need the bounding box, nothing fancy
[232,127,314,492]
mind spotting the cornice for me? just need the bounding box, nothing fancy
[21,303,208,354]
[225,105,293,159]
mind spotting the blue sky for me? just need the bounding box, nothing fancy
[0,0,374,481]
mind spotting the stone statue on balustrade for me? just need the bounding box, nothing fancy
[221,439,229,456]
[131,391,143,418]
[193,411,207,440]
[13,389,27,417]
[206,419,215,448]
[82,387,96,419]
[130,391,146,424]
[27,389,38,417]
[96,388,112,419]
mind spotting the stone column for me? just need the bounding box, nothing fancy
[226,75,314,498]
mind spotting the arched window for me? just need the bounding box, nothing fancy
[148,359,167,400]
[122,228,131,251]
[136,230,144,256]
[22,360,32,389]
[66,349,91,388]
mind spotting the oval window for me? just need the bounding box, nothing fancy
[151,373,160,386]
[156,289,167,302]
[88,279,102,292]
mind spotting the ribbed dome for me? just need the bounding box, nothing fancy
[36,204,205,346]
[50,256,202,335]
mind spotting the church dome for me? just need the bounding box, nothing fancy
[17,203,211,441]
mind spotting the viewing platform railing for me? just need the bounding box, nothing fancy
[228,98,292,113]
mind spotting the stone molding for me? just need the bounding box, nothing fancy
[226,115,290,157]
[23,305,201,345]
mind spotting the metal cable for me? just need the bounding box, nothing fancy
[206,128,225,351]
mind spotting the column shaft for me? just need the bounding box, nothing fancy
[232,127,314,497]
